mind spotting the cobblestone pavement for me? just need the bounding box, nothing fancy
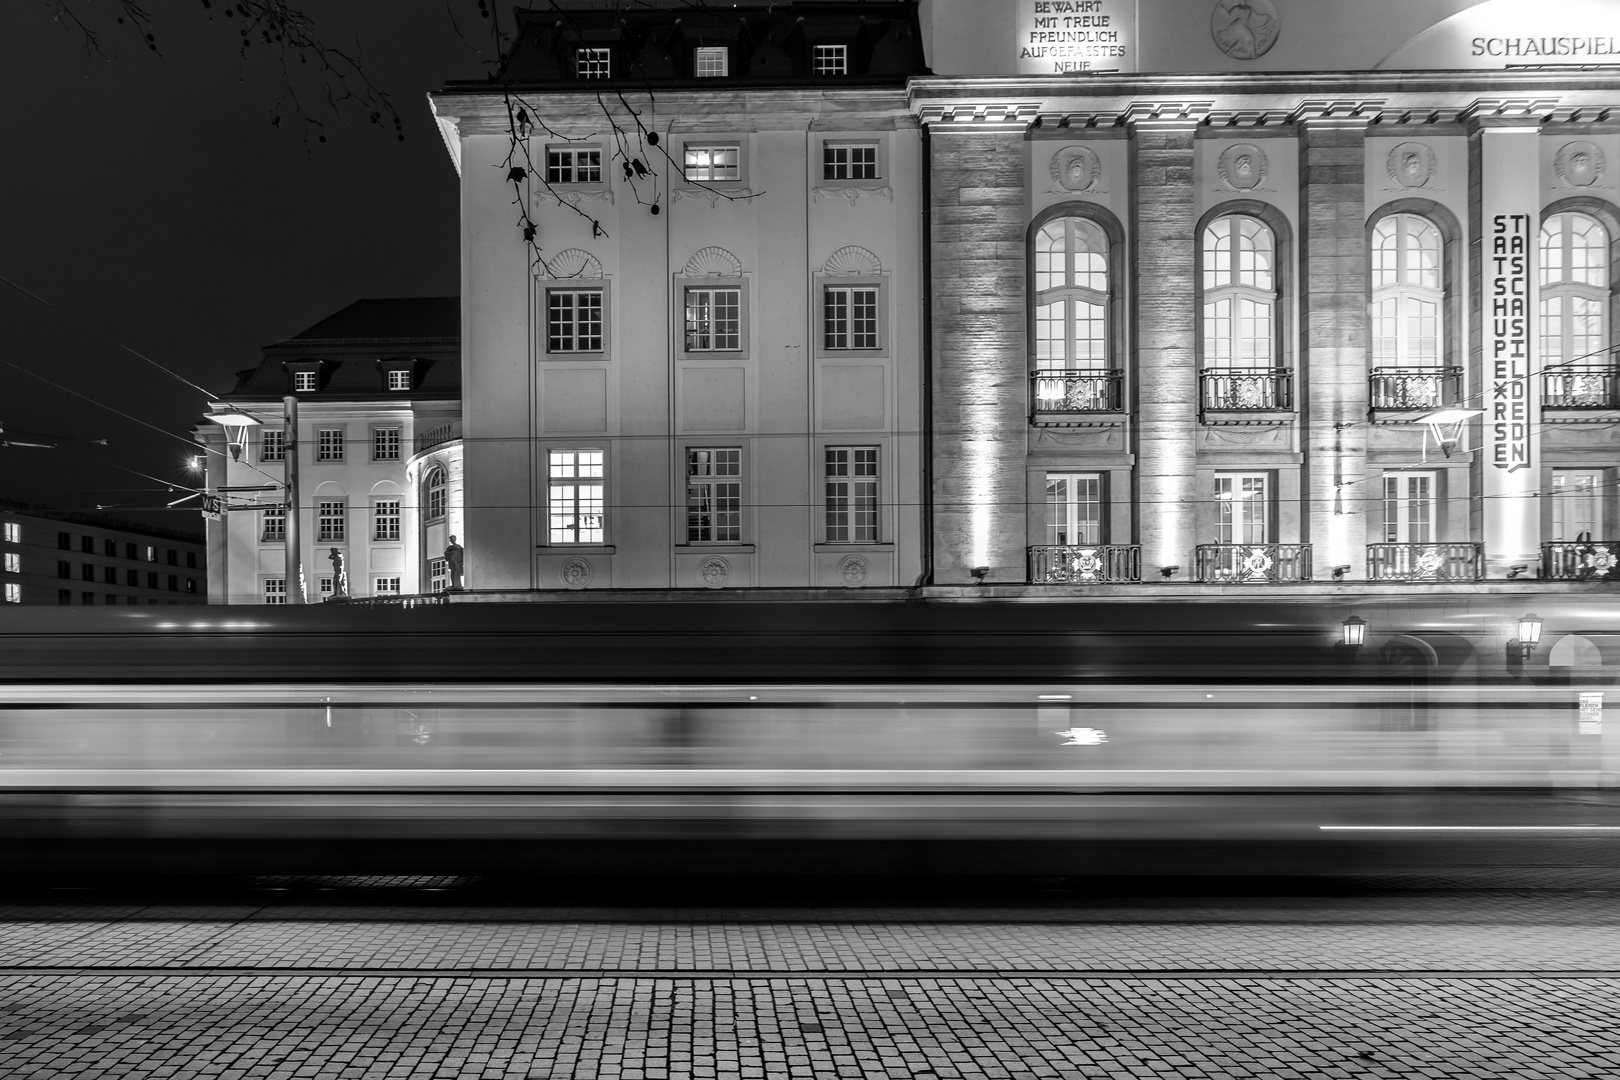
[0,891,1615,1078]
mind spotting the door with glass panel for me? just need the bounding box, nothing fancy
[1033,218,1110,411]
[1037,474,1105,582]
[1551,471,1602,541]
[1377,472,1439,579]
[1215,474,1269,544]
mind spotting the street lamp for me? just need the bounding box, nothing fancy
[206,401,301,604]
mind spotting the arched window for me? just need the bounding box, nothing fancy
[1540,212,1609,406]
[1034,217,1108,369]
[424,466,447,523]
[1201,215,1276,367]
[1371,214,1442,368]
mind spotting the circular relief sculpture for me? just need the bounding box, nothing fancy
[839,556,869,586]
[560,558,592,589]
[1050,146,1100,193]
[700,556,730,588]
[1072,548,1104,583]
[1241,549,1273,578]
[1387,142,1436,189]
[1211,0,1279,59]
[1555,141,1605,188]
[1217,143,1267,190]
[1415,548,1443,578]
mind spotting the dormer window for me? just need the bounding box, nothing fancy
[576,47,611,79]
[387,370,410,391]
[813,44,847,75]
[694,46,728,77]
[379,359,417,392]
[292,370,318,392]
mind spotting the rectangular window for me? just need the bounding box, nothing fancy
[823,287,879,350]
[814,44,848,74]
[126,569,138,587]
[1552,471,1603,541]
[694,46,728,77]
[1215,474,1271,544]
[1383,473,1435,544]
[293,371,318,392]
[3,554,17,574]
[317,428,345,462]
[167,575,178,592]
[104,539,117,557]
[264,578,286,605]
[576,47,611,79]
[81,536,94,554]
[146,546,157,562]
[57,532,70,551]
[147,572,158,589]
[317,500,346,543]
[81,592,94,605]
[546,146,603,185]
[374,500,401,542]
[683,144,740,182]
[260,429,286,462]
[428,558,450,592]
[387,369,411,391]
[184,578,196,595]
[318,575,334,601]
[57,560,70,579]
[81,564,94,582]
[103,567,117,585]
[262,506,285,542]
[167,550,177,566]
[125,543,138,561]
[374,577,401,597]
[823,143,878,181]
[547,290,604,352]
[4,584,18,604]
[373,427,402,461]
[187,552,197,569]
[548,450,605,544]
[1046,474,1103,546]
[687,448,742,543]
[2,522,18,543]
[58,589,70,606]
[684,288,741,351]
[825,447,879,543]
[125,596,137,606]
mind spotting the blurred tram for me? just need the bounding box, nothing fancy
[0,595,1615,876]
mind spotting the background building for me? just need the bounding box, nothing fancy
[0,501,205,605]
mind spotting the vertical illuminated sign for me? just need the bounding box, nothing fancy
[1017,0,1137,74]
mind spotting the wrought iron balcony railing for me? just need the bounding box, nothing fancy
[1195,543,1312,583]
[1542,541,1620,581]
[1369,366,1462,412]
[1542,365,1619,409]
[1028,544,1142,584]
[1030,369,1124,414]
[1366,542,1484,582]
[1200,367,1293,412]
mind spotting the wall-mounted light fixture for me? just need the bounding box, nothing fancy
[1159,565,1180,579]
[1332,564,1352,581]
[1341,615,1367,649]
[970,566,989,584]
[1514,613,1542,656]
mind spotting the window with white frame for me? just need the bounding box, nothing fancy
[576,47,611,79]
[825,447,878,543]
[1382,473,1435,543]
[823,143,878,181]
[823,286,879,350]
[3,523,18,543]
[387,369,411,391]
[1045,474,1103,546]
[548,450,604,544]
[317,428,345,462]
[317,499,346,543]
[1035,217,1109,371]
[262,505,285,542]
[373,577,401,597]
[813,44,847,74]
[546,145,602,184]
[317,575,334,600]
[374,500,401,542]
[1202,215,1276,366]
[687,448,741,543]
[292,371,318,392]
[428,557,450,592]
[1540,212,1608,371]
[1552,470,1603,541]
[424,466,447,522]
[683,144,740,182]
[4,553,18,573]
[264,578,286,605]
[4,584,18,604]
[260,429,285,462]
[684,288,741,351]
[694,46,728,77]
[1215,474,1271,544]
[1371,213,1443,367]
[547,290,604,352]
[373,427,401,461]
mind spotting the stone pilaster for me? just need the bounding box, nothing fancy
[1298,115,1370,577]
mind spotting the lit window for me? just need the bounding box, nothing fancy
[576,47,611,79]
[3,553,17,574]
[1046,474,1103,546]
[387,370,411,391]
[317,429,345,462]
[1371,213,1442,368]
[549,450,605,544]
[825,447,878,543]
[293,371,318,392]
[1383,473,1435,544]
[260,430,285,462]
[4,584,19,603]
[1540,212,1608,382]
[1202,214,1276,367]
[823,143,878,181]
[373,427,402,461]
[318,575,334,600]
[683,144,740,182]
[684,288,741,351]
[686,448,741,543]
[146,546,156,562]
[262,505,285,543]
[1551,471,1603,542]
[1215,474,1271,544]
[264,578,286,605]
[546,146,602,184]
[424,467,448,523]
[823,287,879,350]
[374,577,401,596]
[547,290,604,352]
[3,522,18,543]
[1035,217,1109,371]
[694,46,728,77]
[814,44,848,75]
[317,500,346,543]
[185,578,197,594]
[374,500,401,542]
[428,558,450,592]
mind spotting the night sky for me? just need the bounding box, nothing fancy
[0,2,475,528]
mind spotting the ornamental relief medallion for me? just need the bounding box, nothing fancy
[1049,146,1102,193]
[1210,0,1279,60]
[1386,142,1437,189]
[1216,143,1268,191]
[838,557,869,586]
[1555,141,1606,188]
[560,558,592,589]
[699,556,730,587]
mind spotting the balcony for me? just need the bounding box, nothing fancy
[1366,542,1484,582]
[1195,543,1312,583]
[1542,541,1620,581]
[415,419,462,454]
[1030,369,1124,417]
[1369,366,1462,414]
[1200,368,1293,414]
[1028,545,1142,584]
[1542,365,1619,410]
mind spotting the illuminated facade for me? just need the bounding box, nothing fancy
[0,502,206,606]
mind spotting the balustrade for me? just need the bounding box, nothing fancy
[1194,543,1311,583]
[1028,545,1142,584]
